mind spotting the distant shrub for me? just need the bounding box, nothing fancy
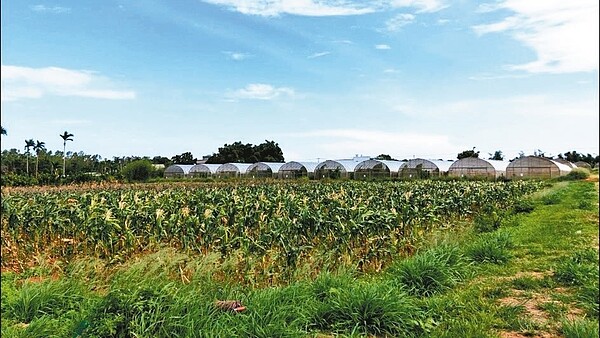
[512,198,535,214]
[561,168,590,181]
[121,160,154,182]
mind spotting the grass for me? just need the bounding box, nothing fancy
[1,180,598,337]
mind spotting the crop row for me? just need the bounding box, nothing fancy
[1,180,543,279]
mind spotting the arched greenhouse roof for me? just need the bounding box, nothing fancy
[216,163,253,174]
[164,164,195,175]
[189,164,221,175]
[553,158,577,168]
[449,158,510,172]
[315,159,358,173]
[279,161,319,173]
[506,156,572,178]
[404,158,453,172]
[246,162,285,174]
[574,161,592,170]
[354,159,406,173]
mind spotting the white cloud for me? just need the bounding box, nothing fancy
[1,65,136,101]
[286,129,459,160]
[30,5,71,13]
[202,0,374,16]
[375,44,391,50]
[389,0,447,13]
[473,0,599,73]
[223,51,251,61]
[385,13,416,31]
[230,83,294,100]
[308,51,331,59]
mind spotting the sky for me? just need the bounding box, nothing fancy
[1,0,598,162]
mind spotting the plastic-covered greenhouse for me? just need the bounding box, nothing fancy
[164,164,195,178]
[246,162,285,178]
[277,161,319,179]
[215,163,253,177]
[314,160,358,179]
[553,158,577,168]
[574,161,592,170]
[189,164,221,178]
[354,159,406,179]
[506,156,572,179]
[448,158,510,179]
[399,159,453,178]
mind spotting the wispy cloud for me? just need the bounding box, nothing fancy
[30,5,71,14]
[385,13,416,31]
[389,0,447,13]
[375,44,391,50]
[230,83,294,100]
[201,0,374,16]
[1,65,136,101]
[308,51,331,59]
[473,1,599,73]
[222,51,252,61]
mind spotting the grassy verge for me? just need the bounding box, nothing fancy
[1,180,598,337]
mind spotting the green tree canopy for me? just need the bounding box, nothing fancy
[488,150,504,161]
[206,140,284,164]
[171,152,196,164]
[457,147,480,159]
[121,160,154,182]
[375,154,397,161]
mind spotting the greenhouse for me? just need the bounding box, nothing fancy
[314,160,359,179]
[553,158,577,168]
[246,162,285,178]
[506,156,572,179]
[399,159,453,178]
[188,164,221,178]
[164,164,195,178]
[448,158,510,179]
[354,159,406,179]
[278,161,319,179]
[574,161,592,170]
[215,163,253,177]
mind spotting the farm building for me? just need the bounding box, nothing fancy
[553,158,577,168]
[506,156,572,179]
[215,163,253,177]
[574,161,592,170]
[314,160,359,179]
[278,161,319,179]
[448,158,510,179]
[399,159,453,178]
[189,164,221,178]
[164,164,195,178]
[246,162,285,178]
[354,159,406,179]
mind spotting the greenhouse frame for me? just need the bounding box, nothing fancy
[553,158,577,169]
[399,159,453,178]
[448,158,510,179]
[188,164,221,178]
[164,164,195,178]
[278,161,319,179]
[506,156,572,179]
[246,162,285,178]
[354,159,406,179]
[574,161,592,170]
[314,160,359,179]
[215,163,253,177]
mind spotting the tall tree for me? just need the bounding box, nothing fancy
[60,131,74,176]
[34,140,46,178]
[488,150,504,161]
[24,139,35,175]
[206,140,284,164]
[457,147,480,159]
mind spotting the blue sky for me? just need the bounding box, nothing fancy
[1,0,598,162]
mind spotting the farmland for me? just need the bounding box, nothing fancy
[1,179,598,337]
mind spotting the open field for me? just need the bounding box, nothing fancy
[1,179,598,337]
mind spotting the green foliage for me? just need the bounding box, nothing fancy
[388,244,468,296]
[554,249,599,286]
[473,208,505,233]
[465,231,513,264]
[457,147,480,159]
[206,140,284,163]
[561,319,600,338]
[512,198,535,213]
[560,168,591,181]
[121,160,154,182]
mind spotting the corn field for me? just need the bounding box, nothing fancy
[1,180,543,283]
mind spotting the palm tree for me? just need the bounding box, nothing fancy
[60,131,74,177]
[24,139,35,175]
[34,140,46,178]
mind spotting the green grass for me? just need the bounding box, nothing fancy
[1,180,598,337]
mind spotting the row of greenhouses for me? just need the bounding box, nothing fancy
[164,156,583,180]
